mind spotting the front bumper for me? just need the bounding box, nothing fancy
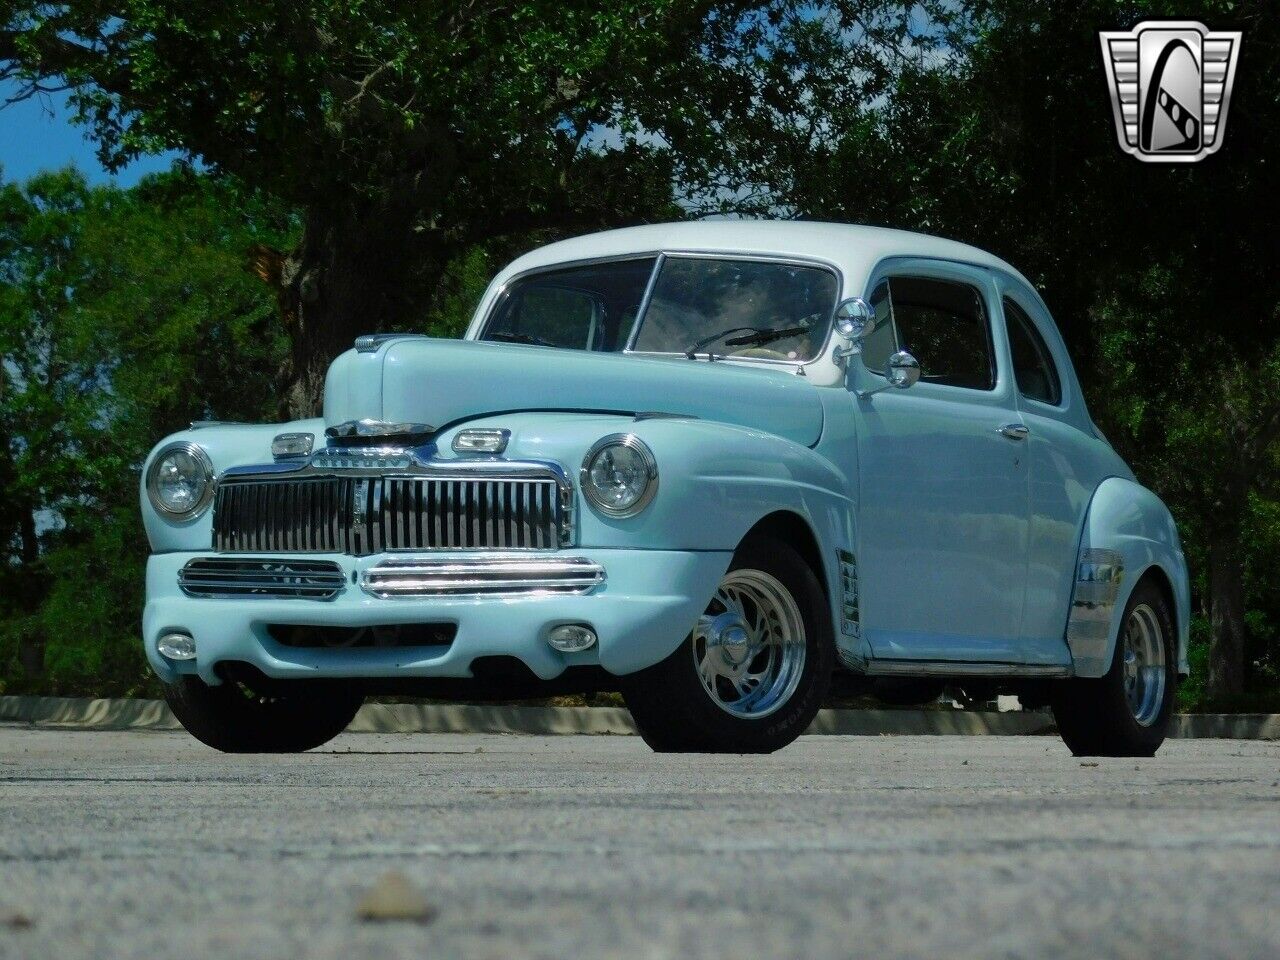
[143,549,730,686]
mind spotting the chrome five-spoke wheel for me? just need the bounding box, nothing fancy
[693,569,807,719]
[1121,602,1167,726]
[620,535,834,753]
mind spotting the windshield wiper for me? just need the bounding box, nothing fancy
[684,324,809,360]
[488,331,555,347]
[724,325,809,348]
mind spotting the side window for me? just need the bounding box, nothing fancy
[860,280,897,374]
[886,276,995,390]
[1004,297,1062,406]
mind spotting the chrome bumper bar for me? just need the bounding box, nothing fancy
[360,556,606,599]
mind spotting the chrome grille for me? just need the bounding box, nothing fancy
[178,558,345,600]
[361,556,605,598]
[213,473,565,556]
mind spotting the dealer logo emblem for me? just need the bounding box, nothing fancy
[1099,20,1241,163]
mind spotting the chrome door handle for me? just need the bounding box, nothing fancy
[999,423,1030,441]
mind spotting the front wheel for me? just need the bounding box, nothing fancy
[621,536,834,753]
[163,674,364,753]
[1051,578,1177,757]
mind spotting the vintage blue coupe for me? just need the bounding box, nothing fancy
[141,222,1188,756]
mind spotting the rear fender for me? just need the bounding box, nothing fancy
[1067,477,1190,677]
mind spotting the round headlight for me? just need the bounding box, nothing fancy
[581,435,658,517]
[146,442,214,518]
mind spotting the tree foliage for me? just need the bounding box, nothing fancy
[0,168,291,694]
[1,1,945,415]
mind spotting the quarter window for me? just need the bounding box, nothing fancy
[1004,297,1062,406]
[862,276,996,391]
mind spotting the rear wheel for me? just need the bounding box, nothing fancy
[621,536,834,753]
[163,674,363,753]
[1052,578,1176,757]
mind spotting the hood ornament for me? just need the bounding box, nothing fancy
[325,419,436,446]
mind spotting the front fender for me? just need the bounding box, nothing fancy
[490,412,861,666]
[1068,477,1190,677]
[489,413,854,554]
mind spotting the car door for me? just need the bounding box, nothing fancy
[851,260,1041,665]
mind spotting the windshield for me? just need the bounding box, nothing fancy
[480,255,838,362]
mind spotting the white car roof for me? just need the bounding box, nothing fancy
[492,221,1035,295]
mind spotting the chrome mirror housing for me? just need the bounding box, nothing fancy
[886,350,921,389]
[858,350,921,398]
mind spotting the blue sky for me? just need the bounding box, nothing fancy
[0,80,181,186]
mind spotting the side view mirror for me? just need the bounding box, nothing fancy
[834,297,876,340]
[858,350,920,398]
[832,297,875,368]
[887,350,921,388]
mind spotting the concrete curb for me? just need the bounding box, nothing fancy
[1169,713,1280,739]
[3,695,1277,738]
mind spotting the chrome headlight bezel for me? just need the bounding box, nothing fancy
[146,441,215,519]
[580,434,659,518]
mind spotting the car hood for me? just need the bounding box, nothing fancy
[323,337,824,447]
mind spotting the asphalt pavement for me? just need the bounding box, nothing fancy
[1,727,1277,959]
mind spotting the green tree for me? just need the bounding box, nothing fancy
[0,168,291,694]
[787,0,1279,700]
[0,169,114,681]
[0,1,939,416]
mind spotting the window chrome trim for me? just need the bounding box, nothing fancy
[623,252,666,351]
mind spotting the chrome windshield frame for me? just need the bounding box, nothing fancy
[475,250,845,372]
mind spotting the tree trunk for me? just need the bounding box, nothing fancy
[1206,524,1247,700]
[276,202,434,420]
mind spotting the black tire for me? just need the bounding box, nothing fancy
[1051,578,1177,757]
[163,675,363,753]
[621,536,835,753]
